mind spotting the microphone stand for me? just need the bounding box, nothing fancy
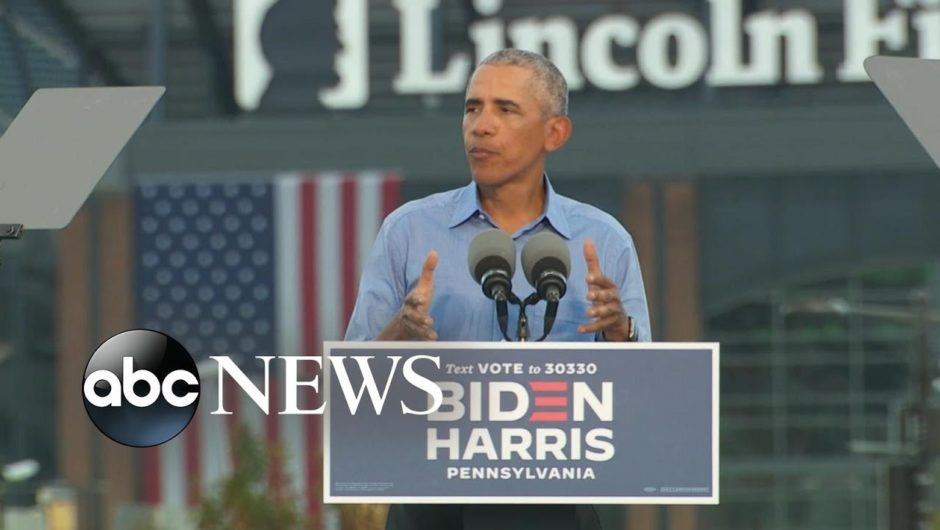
[536,297,559,342]
[492,289,560,342]
[495,292,517,342]
[473,294,583,530]
[515,293,540,342]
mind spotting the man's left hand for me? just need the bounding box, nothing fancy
[578,240,633,341]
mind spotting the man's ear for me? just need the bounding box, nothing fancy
[544,115,572,153]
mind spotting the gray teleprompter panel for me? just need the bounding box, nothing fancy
[0,87,164,229]
[865,56,940,173]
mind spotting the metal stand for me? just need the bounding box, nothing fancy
[0,224,23,239]
[503,292,553,342]
[0,224,23,270]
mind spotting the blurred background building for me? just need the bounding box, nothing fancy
[0,0,939,529]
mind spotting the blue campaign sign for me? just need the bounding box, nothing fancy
[323,342,718,504]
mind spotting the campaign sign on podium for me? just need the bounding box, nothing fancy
[323,342,719,504]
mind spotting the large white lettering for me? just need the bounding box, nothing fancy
[581,15,639,90]
[232,0,940,110]
[212,355,273,414]
[838,0,908,81]
[913,8,940,60]
[707,0,822,85]
[638,14,708,90]
[468,0,505,60]
[392,0,471,93]
[210,355,443,416]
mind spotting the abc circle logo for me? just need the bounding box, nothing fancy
[83,329,200,447]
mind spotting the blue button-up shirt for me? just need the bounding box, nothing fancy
[344,178,651,342]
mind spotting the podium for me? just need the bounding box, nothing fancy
[0,87,164,262]
[322,341,719,528]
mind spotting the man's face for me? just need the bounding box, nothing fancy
[462,64,555,188]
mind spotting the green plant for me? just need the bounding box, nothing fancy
[195,422,312,530]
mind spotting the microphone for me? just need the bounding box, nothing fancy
[521,232,570,340]
[468,229,516,300]
[521,232,570,302]
[468,229,516,340]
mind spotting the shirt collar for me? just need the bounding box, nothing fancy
[447,181,482,229]
[447,175,572,239]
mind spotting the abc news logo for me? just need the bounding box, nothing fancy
[83,330,200,447]
[84,329,445,447]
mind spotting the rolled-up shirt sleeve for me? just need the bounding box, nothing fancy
[602,234,651,343]
[613,237,651,342]
[344,219,405,341]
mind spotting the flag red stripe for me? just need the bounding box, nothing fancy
[528,381,568,392]
[534,396,568,407]
[529,411,569,422]
[341,176,358,329]
[381,174,401,219]
[185,419,201,506]
[301,177,322,522]
[267,378,282,497]
[142,447,161,504]
[225,377,240,467]
[307,388,323,519]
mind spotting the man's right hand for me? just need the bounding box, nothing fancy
[377,250,439,341]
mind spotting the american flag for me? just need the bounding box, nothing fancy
[134,171,400,523]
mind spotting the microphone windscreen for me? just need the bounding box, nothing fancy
[521,231,570,287]
[468,229,516,284]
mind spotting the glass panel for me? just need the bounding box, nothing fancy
[706,263,927,530]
